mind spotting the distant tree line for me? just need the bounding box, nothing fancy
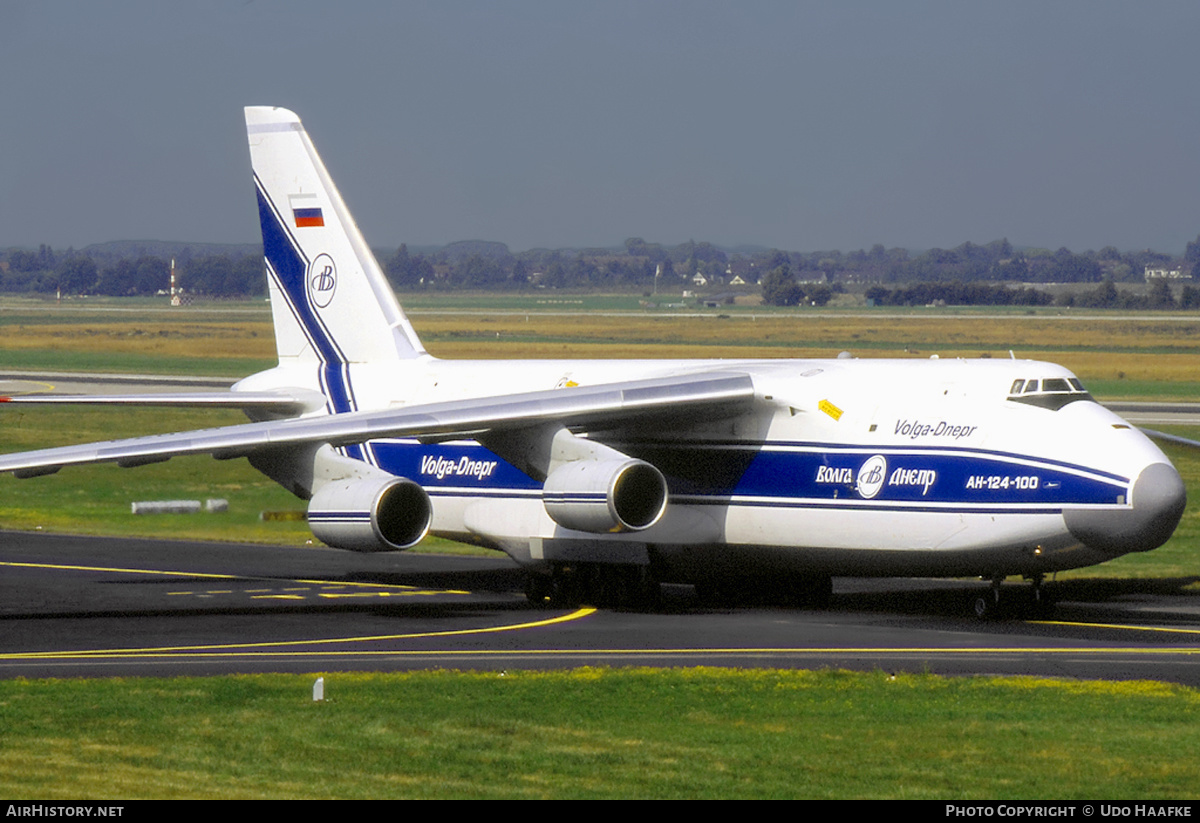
[383,235,1200,297]
[856,276,1200,310]
[760,261,837,307]
[863,281,1053,308]
[384,241,673,291]
[0,248,264,297]
[1059,279,1200,310]
[4,233,1200,304]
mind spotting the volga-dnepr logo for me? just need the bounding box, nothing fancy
[817,455,938,499]
[307,253,337,308]
[856,455,887,499]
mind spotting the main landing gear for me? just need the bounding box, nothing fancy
[525,563,662,611]
[972,574,1055,620]
[527,565,835,612]
[695,574,832,609]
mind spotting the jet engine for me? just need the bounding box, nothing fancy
[542,458,668,534]
[307,474,432,552]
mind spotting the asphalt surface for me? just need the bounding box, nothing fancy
[2,531,1199,684]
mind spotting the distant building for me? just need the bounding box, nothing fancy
[1145,266,1189,280]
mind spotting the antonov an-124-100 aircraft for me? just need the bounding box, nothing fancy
[0,107,1187,617]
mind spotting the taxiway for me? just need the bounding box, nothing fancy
[2,531,1198,684]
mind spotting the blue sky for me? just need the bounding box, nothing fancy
[3,1,1198,253]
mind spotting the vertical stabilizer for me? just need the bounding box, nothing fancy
[245,106,425,370]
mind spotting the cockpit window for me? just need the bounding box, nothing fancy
[1007,375,1093,410]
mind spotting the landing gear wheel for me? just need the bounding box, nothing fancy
[525,573,577,609]
[525,575,554,608]
[781,575,833,609]
[973,594,994,620]
[581,565,662,611]
[973,578,1005,620]
[808,575,833,610]
[625,567,663,612]
[694,582,736,608]
[1029,581,1056,619]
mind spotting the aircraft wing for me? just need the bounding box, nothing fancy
[0,390,324,415]
[1139,428,1200,451]
[1101,403,1200,451]
[0,371,757,478]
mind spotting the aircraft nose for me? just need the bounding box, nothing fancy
[1064,462,1186,554]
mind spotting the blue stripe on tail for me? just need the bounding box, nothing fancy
[255,176,367,462]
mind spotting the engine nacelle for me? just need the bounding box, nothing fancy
[307,475,432,552]
[543,458,668,534]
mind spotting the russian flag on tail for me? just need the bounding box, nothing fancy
[289,194,325,228]
[293,207,324,227]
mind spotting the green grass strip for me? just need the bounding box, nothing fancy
[1,668,1197,799]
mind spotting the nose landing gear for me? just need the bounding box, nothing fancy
[972,574,1055,620]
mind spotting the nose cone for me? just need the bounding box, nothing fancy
[1065,462,1186,554]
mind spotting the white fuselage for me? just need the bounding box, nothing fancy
[238,354,1175,580]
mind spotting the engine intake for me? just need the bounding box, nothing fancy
[543,458,668,534]
[308,475,432,552]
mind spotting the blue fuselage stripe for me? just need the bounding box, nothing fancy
[369,439,1128,510]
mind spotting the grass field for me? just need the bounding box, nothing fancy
[7,294,1200,390]
[2,669,1198,799]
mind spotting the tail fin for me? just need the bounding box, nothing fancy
[245,106,425,369]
